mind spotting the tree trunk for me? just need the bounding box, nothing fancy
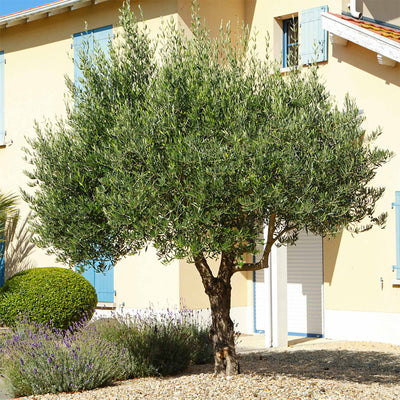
[207,278,240,376]
[194,254,239,376]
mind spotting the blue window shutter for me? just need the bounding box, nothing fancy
[300,5,328,65]
[393,192,400,279]
[74,25,114,303]
[0,234,4,287]
[81,261,114,303]
[93,25,113,56]
[0,51,5,145]
[81,265,96,288]
[73,31,91,87]
[74,25,112,86]
[94,260,114,303]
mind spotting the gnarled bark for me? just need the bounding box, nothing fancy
[208,278,239,375]
[194,253,239,376]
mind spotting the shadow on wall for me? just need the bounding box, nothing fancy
[323,232,343,285]
[4,213,35,281]
[332,41,400,88]
[244,0,257,34]
[361,0,400,24]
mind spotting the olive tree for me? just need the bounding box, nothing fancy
[23,4,390,375]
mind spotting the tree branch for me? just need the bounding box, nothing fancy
[273,224,297,242]
[194,255,215,293]
[218,251,234,282]
[232,216,297,274]
[232,213,276,273]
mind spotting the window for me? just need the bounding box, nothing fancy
[283,17,299,68]
[0,51,5,146]
[281,6,328,68]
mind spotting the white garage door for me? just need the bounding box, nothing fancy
[287,231,323,337]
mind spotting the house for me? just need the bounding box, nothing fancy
[1,0,400,346]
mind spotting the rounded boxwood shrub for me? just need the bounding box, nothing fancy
[0,267,97,329]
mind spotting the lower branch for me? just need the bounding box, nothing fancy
[232,221,297,273]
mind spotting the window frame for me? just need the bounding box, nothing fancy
[282,17,299,68]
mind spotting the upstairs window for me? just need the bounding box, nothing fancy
[283,17,299,68]
[281,6,328,68]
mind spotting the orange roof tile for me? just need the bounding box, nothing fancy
[330,13,400,44]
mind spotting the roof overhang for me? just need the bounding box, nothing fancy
[0,0,110,29]
[321,12,400,65]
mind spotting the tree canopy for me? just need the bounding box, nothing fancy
[23,4,391,374]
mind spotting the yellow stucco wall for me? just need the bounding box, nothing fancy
[179,258,252,310]
[0,0,182,308]
[2,0,400,317]
[321,42,400,313]
[248,0,400,314]
[0,0,255,311]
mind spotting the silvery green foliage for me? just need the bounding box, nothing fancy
[23,3,391,270]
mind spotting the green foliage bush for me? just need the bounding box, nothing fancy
[187,324,214,365]
[0,267,97,329]
[94,310,213,378]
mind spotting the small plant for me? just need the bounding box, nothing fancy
[0,318,124,397]
[0,267,97,329]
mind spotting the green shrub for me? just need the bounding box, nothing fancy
[0,267,97,329]
[187,324,213,365]
[0,319,124,397]
[94,310,212,377]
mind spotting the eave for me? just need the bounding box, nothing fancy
[321,12,400,66]
[0,0,110,29]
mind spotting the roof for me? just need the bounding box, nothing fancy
[321,11,400,64]
[0,0,110,29]
[331,13,400,44]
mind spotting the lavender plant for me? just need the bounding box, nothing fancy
[0,319,125,397]
[94,308,213,377]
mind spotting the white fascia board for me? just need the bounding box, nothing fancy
[321,12,400,63]
[0,0,110,29]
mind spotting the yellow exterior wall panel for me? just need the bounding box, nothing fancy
[248,0,400,315]
[179,259,251,310]
[0,0,181,309]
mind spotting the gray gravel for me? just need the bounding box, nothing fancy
[11,340,400,399]
[0,379,11,400]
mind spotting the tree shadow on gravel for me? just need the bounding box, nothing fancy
[240,350,400,385]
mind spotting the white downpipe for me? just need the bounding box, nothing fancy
[263,224,288,349]
[348,0,362,19]
[264,250,272,347]
[263,224,272,347]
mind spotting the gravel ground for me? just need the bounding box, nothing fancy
[11,340,400,400]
